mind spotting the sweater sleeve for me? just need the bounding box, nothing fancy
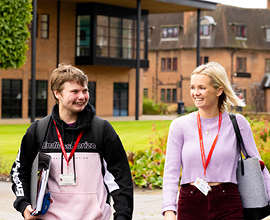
[102,120,133,220]
[237,114,270,202]
[162,119,183,215]
[10,122,39,216]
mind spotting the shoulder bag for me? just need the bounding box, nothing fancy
[229,113,270,220]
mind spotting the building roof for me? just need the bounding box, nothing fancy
[60,0,217,14]
[149,4,270,51]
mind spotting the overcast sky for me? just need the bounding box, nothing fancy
[204,0,267,8]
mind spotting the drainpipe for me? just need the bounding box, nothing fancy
[231,49,237,85]
[196,9,201,67]
[135,0,141,120]
[56,1,60,67]
[31,0,37,123]
[155,51,158,103]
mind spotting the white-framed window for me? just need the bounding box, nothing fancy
[200,16,216,39]
[266,28,270,42]
[200,25,210,36]
[229,23,247,40]
[161,26,180,41]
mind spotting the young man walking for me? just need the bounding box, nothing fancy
[10,64,133,220]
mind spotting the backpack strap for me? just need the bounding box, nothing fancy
[91,115,105,174]
[91,116,104,149]
[36,114,52,151]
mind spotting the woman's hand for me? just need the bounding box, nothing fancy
[23,205,41,220]
[164,210,176,220]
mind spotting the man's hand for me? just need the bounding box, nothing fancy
[164,210,176,220]
[23,205,41,220]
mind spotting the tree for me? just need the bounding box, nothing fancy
[0,0,32,69]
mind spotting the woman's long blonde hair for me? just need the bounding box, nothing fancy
[191,62,245,112]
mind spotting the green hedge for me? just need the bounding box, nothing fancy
[0,0,32,69]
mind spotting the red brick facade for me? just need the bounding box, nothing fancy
[0,1,143,119]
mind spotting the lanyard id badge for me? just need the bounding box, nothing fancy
[53,120,84,186]
[194,177,212,196]
[59,173,76,185]
[195,112,222,195]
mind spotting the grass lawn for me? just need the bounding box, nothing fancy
[0,120,172,174]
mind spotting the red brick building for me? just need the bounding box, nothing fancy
[145,4,270,112]
[0,0,216,120]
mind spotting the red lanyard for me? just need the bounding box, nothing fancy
[197,112,222,176]
[53,120,84,166]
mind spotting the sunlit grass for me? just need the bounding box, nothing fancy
[0,120,172,174]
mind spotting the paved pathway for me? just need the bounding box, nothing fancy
[0,181,163,220]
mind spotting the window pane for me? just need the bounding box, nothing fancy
[173,89,177,101]
[161,89,165,101]
[122,48,133,59]
[110,27,121,37]
[173,58,177,71]
[266,29,270,40]
[77,15,90,56]
[78,15,90,26]
[162,27,178,38]
[121,90,128,99]
[110,38,121,47]
[113,83,128,116]
[41,23,48,30]
[168,27,174,38]
[40,14,48,22]
[167,89,171,101]
[40,14,49,39]
[123,39,132,48]
[161,58,166,71]
[173,27,178,37]
[97,36,108,46]
[2,79,10,89]
[110,47,121,58]
[2,79,22,118]
[123,29,133,39]
[110,17,121,28]
[97,27,108,36]
[97,15,108,26]
[41,30,48,39]
[167,58,171,70]
[2,99,10,106]
[77,46,90,56]
[143,88,148,98]
[96,46,108,57]
[123,19,133,29]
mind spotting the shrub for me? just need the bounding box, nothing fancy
[128,149,165,189]
[248,117,270,170]
[128,123,168,189]
[184,105,198,114]
[143,98,168,115]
